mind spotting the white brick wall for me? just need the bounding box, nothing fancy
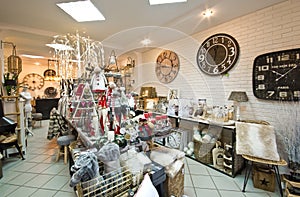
[133,0,300,137]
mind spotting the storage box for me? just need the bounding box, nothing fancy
[164,163,184,197]
[252,164,275,192]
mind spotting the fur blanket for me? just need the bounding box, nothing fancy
[235,122,280,161]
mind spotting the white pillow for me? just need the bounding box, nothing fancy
[135,173,159,197]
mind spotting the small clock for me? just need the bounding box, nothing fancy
[196,33,240,75]
[44,87,58,98]
[155,50,180,83]
[253,48,300,101]
[23,73,45,91]
[166,129,183,149]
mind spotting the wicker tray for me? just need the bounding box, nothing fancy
[193,137,214,164]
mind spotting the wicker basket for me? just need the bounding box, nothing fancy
[193,137,215,164]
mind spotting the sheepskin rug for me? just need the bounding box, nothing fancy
[235,121,280,161]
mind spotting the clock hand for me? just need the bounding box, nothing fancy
[271,70,283,76]
[275,64,298,81]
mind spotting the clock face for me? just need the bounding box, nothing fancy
[167,131,182,149]
[23,73,45,91]
[155,50,180,83]
[196,33,240,75]
[253,48,300,101]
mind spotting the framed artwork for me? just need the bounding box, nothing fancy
[167,89,179,100]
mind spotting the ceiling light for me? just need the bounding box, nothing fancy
[56,0,105,22]
[21,54,44,59]
[149,0,187,5]
[141,38,152,46]
[203,9,213,17]
[46,43,74,51]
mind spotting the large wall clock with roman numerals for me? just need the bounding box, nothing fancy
[196,33,240,75]
[155,50,180,83]
[253,48,300,101]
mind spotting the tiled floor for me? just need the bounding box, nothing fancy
[0,120,282,197]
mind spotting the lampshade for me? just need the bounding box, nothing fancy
[228,91,248,102]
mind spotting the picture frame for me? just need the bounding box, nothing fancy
[167,88,179,100]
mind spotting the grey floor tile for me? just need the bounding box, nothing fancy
[7,172,37,185]
[53,191,77,197]
[27,163,52,173]
[30,188,58,197]
[195,188,221,197]
[11,162,38,172]
[0,183,20,196]
[42,175,70,190]
[42,164,66,175]
[30,154,51,163]
[0,170,21,183]
[189,164,210,175]
[218,190,246,197]
[212,176,241,191]
[244,192,271,197]
[191,174,216,189]
[184,174,193,187]
[60,182,75,192]
[184,186,197,197]
[6,186,37,197]
[24,174,54,188]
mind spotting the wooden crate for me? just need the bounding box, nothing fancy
[252,164,275,192]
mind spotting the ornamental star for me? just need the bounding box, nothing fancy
[260,178,270,186]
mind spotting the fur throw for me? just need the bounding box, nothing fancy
[235,122,280,161]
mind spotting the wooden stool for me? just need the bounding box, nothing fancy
[242,154,287,197]
[56,135,75,164]
[32,113,43,127]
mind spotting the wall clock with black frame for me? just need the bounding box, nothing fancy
[253,48,300,101]
[155,50,180,84]
[196,33,240,75]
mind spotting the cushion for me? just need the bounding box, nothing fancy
[57,135,76,146]
[32,113,43,120]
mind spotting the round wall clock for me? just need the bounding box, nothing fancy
[23,73,45,91]
[155,50,180,83]
[44,87,58,98]
[253,48,300,101]
[196,33,240,75]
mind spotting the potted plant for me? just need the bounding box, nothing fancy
[3,72,18,96]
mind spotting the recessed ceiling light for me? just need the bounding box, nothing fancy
[149,0,187,5]
[46,43,74,51]
[56,0,105,22]
[203,9,213,17]
[21,54,45,59]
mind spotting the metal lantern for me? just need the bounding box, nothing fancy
[7,45,22,75]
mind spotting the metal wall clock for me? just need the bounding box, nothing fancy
[196,33,240,75]
[155,50,180,83]
[253,48,300,101]
[23,73,45,91]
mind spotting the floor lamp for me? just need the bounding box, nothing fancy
[228,91,248,121]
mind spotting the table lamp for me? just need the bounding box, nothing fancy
[228,91,248,121]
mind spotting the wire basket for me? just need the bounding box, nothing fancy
[76,165,133,197]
